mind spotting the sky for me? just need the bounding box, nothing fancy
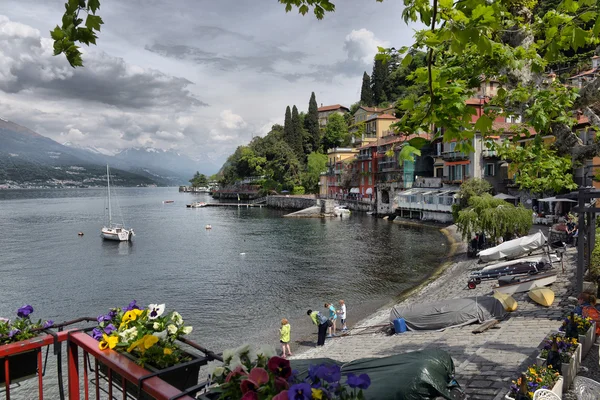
[0,0,418,170]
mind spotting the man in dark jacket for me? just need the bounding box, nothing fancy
[307,309,329,346]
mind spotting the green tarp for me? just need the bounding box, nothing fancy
[290,349,462,400]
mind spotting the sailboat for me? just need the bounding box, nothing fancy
[101,165,135,241]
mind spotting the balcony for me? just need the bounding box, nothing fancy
[357,153,372,160]
[378,160,400,172]
[442,175,471,184]
[441,151,469,161]
[481,149,498,158]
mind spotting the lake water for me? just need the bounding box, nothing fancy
[0,187,447,390]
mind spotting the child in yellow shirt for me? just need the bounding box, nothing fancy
[279,318,292,358]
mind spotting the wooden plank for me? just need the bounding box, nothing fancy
[472,319,499,334]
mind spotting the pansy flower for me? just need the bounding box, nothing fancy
[17,305,34,318]
[148,304,165,320]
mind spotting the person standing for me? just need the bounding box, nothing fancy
[307,309,328,346]
[338,300,347,331]
[325,303,337,337]
[279,318,292,357]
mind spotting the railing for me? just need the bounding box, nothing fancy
[441,151,469,161]
[357,154,372,160]
[481,149,498,158]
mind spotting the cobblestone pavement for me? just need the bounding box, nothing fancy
[290,225,582,399]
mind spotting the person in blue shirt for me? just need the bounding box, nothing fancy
[324,302,337,337]
[574,292,591,316]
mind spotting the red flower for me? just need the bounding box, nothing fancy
[225,365,247,383]
[267,356,292,379]
[275,376,290,391]
[241,391,259,400]
[240,367,269,393]
[273,391,289,400]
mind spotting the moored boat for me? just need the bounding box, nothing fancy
[163,200,174,204]
[494,272,557,295]
[186,202,207,208]
[477,231,546,262]
[101,165,134,242]
[333,205,351,217]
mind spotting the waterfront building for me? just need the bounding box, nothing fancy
[317,104,350,128]
[325,147,358,198]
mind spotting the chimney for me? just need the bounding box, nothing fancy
[321,103,323,107]
[593,55,600,69]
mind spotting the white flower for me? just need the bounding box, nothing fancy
[222,348,235,364]
[206,360,225,378]
[167,324,178,335]
[256,344,277,359]
[152,329,167,340]
[119,326,138,342]
[235,344,251,357]
[147,304,165,320]
[212,367,225,377]
[170,311,183,326]
[153,322,160,330]
[182,326,193,334]
[228,355,243,371]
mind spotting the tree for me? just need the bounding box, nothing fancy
[189,171,208,188]
[371,58,388,106]
[301,152,327,193]
[305,92,321,153]
[456,194,533,243]
[322,113,349,151]
[291,105,305,161]
[360,72,374,106]
[283,105,293,148]
[452,178,493,220]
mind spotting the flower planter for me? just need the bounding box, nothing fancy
[579,322,596,361]
[0,348,39,384]
[505,376,563,400]
[98,350,201,399]
[535,343,580,391]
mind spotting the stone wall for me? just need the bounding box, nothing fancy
[333,200,374,213]
[266,195,318,210]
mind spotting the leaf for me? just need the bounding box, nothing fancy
[594,14,600,37]
[401,53,413,67]
[474,114,493,133]
[50,26,65,41]
[88,0,101,13]
[408,137,429,149]
[85,14,103,31]
[477,36,492,55]
[572,27,587,51]
[398,145,421,162]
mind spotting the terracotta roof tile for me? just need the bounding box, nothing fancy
[318,104,349,112]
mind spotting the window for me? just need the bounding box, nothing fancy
[436,142,442,156]
[368,163,372,173]
[485,163,495,176]
[361,176,364,185]
[361,163,365,172]
[449,142,456,152]
[368,176,372,185]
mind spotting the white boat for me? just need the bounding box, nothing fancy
[186,202,206,208]
[480,255,558,272]
[494,272,557,295]
[333,205,351,217]
[477,230,546,263]
[101,165,134,242]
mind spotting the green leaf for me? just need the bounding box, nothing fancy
[85,14,103,31]
[398,145,421,161]
[408,137,429,149]
[594,14,600,37]
[66,0,79,14]
[572,27,587,51]
[477,36,492,55]
[50,26,65,41]
[88,0,100,13]
[401,53,413,67]
[474,114,493,133]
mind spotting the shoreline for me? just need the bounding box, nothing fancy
[289,220,462,356]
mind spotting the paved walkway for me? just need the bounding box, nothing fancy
[291,225,579,399]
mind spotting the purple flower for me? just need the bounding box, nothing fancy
[315,364,341,383]
[124,300,140,311]
[108,309,117,319]
[8,329,21,338]
[347,373,371,389]
[287,383,312,400]
[17,305,34,318]
[43,320,54,329]
[104,324,116,335]
[91,327,103,341]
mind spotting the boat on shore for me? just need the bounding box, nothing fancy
[186,202,207,208]
[101,165,134,242]
[494,272,557,295]
[477,230,546,262]
[333,205,351,217]
[468,257,553,288]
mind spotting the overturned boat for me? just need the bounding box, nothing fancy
[494,272,558,295]
[477,230,546,263]
[468,257,553,289]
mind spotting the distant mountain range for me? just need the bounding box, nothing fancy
[0,118,218,187]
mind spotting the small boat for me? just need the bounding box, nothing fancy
[494,272,557,295]
[480,255,557,272]
[528,287,555,307]
[492,290,518,312]
[468,259,552,288]
[477,230,546,262]
[205,224,212,230]
[333,205,351,217]
[101,165,134,242]
[78,232,84,236]
[186,202,207,208]
[163,200,174,204]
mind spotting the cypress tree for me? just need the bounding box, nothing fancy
[305,92,320,152]
[284,106,293,147]
[360,72,374,106]
[371,59,388,106]
[291,105,304,161]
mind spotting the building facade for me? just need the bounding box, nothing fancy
[317,104,350,128]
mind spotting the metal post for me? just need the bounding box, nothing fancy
[67,339,80,400]
[577,189,586,293]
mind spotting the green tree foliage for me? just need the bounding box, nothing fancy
[456,194,533,242]
[371,58,388,106]
[221,146,267,184]
[283,106,293,149]
[497,139,578,194]
[189,171,208,187]
[291,105,305,161]
[323,113,349,151]
[300,152,327,193]
[305,92,321,152]
[451,178,493,220]
[360,72,374,106]
[52,0,103,67]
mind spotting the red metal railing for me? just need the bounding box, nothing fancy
[1,323,220,400]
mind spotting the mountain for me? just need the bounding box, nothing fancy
[0,119,158,187]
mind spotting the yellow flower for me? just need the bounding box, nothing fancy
[311,388,323,400]
[164,348,173,355]
[127,334,159,354]
[99,334,118,350]
[144,334,159,349]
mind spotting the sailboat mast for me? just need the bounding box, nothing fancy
[107,165,112,227]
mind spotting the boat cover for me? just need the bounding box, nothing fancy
[389,296,507,331]
[478,230,546,262]
[289,349,462,400]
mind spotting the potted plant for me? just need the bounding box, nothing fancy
[0,305,53,384]
[559,314,595,359]
[505,364,562,399]
[205,344,371,399]
[92,300,198,394]
[535,334,580,390]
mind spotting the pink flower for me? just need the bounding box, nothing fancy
[225,365,247,383]
[275,377,289,391]
[240,367,269,393]
[241,391,258,400]
[267,356,292,379]
[273,391,289,400]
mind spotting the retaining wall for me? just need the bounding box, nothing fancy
[266,195,318,210]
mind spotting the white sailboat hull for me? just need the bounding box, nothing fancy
[101,227,134,241]
[494,273,557,295]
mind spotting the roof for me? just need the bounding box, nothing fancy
[366,113,398,121]
[491,121,536,135]
[569,68,599,79]
[465,98,487,105]
[318,104,350,112]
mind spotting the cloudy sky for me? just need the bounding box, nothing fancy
[1,0,418,172]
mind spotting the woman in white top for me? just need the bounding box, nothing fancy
[338,300,347,331]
